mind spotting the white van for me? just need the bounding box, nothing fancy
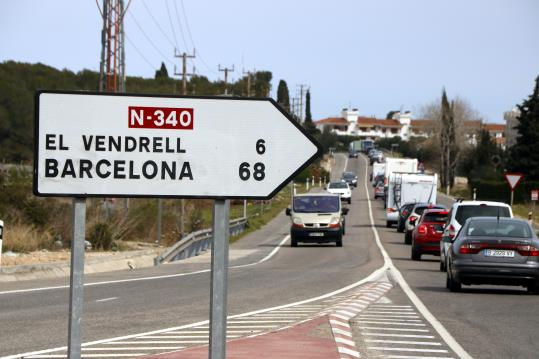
[286,193,348,247]
[386,173,438,227]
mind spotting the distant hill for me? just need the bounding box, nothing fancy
[0,61,272,163]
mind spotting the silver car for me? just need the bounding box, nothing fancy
[446,217,539,293]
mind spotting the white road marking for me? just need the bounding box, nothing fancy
[227,320,292,324]
[81,347,184,350]
[360,154,472,359]
[364,310,416,314]
[359,321,426,326]
[362,333,435,339]
[359,314,420,319]
[94,297,117,303]
[366,339,442,346]
[335,337,356,346]
[337,346,360,357]
[104,340,205,344]
[359,317,423,322]
[369,305,413,308]
[332,328,353,337]
[358,327,430,332]
[367,347,449,353]
[383,356,455,359]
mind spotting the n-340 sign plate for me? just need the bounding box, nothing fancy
[34,91,322,199]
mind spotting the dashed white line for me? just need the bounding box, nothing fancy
[358,327,430,332]
[362,333,435,339]
[366,339,442,346]
[94,297,117,303]
[359,321,426,326]
[367,347,449,353]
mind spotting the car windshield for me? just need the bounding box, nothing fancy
[342,172,355,179]
[293,196,340,213]
[415,205,444,216]
[455,205,511,225]
[329,182,348,189]
[467,220,531,238]
[423,212,448,222]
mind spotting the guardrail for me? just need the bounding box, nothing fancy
[154,217,247,265]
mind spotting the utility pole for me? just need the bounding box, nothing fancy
[297,84,308,123]
[174,49,196,237]
[242,69,255,97]
[174,49,196,95]
[219,65,234,95]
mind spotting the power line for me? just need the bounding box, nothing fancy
[128,11,175,67]
[164,0,180,49]
[219,64,235,95]
[125,34,157,71]
[172,0,190,51]
[140,0,176,48]
[176,0,217,76]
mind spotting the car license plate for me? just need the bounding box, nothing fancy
[309,232,324,237]
[484,249,515,257]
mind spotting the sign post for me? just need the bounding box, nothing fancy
[34,91,322,358]
[67,197,86,358]
[504,172,524,206]
[0,219,4,268]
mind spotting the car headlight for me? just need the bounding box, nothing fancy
[292,217,303,225]
[330,217,340,225]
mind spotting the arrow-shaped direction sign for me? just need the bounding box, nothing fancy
[34,91,322,199]
[504,172,523,191]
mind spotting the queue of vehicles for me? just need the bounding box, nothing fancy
[366,149,539,294]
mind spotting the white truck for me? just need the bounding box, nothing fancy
[371,162,385,186]
[385,172,438,227]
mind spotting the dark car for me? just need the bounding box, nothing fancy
[411,209,449,260]
[397,202,416,233]
[348,150,359,158]
[341,171,358,187]
[446,217,539,293]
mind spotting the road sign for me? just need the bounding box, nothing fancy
[532,189,539,201]
[504,172,523,191]
[34,91,322,199]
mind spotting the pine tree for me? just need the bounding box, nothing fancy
[155,62,169,79]
[276,80,290,112]
[305,89,312,122]
[509,76,539,179]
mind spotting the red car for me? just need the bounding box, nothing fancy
[411,209,449,261]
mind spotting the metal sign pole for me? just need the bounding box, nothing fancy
[510,190,514,207]
[68,197,86,358]
[209,199,230,359]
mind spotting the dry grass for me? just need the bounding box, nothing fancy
[2,222,54,253]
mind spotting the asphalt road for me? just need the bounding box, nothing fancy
[2,154,538,358]
[0,153,382,356]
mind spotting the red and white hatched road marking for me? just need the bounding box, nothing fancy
[328,282,393,358]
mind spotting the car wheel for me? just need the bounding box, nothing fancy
[411,243,421,261]
[526,284,539,294]
[347,198,351,204]
[446,265,461,292]
[336,236,343,247]
[386,221,391,228]
[404,231,412,244]
[342,225,346,236]
[291,237,298,247]
[439,260,446,272]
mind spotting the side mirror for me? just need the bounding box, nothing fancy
[285,208,291,216]
[342,208,349,215]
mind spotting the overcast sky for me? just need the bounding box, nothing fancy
[1,0,538,123]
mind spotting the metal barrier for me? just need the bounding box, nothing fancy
[154,217,247,265]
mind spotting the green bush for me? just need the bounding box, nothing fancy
[88,222,113,250]
[469,179,539,204]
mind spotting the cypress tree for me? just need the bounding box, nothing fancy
[276,80,290,112]
[509,76,539,179]
[305,89,312,122]
[155,62,169,79]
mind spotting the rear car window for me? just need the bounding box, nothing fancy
[467,221,531,238]
[329,182,348,189]
[293,196,340,213]
[415,206,444,216]
[455,205,511,225]
[423,213,448,222]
